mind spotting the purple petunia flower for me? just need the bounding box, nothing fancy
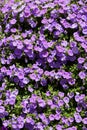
[74,112,82,123]
[0,0,87,129]
[49,114,55,121]
[10,19,16,25]
[83,62,87,69]
[82,118,87,124]
[82,28,87,35]
[0,106,5,113]
[56,125,63,130]
[63,96,69,104]
[58,100,64,107]
[58,92,64,98]
[67,49,74,56]
[16,72,24,80]
[79,71,86,79]
[78,57,85,64]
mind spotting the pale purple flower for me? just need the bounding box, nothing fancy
[46,91,50,96]
[68,117,74,123]
[22,77,29,84]
[79,71,86,79]
[74,112,82,123]
[63,96,69,104]
[54,114,61,120]
[58,92,64,98]
[38,99,46,108]
[58,100,64,107]
[56,125,63,130]
[67,49,74,56]
[67,92,74,98]
[82,28,87,34]
[75,94,80,102]
[76,106,82,112]
[49,114,55,121]
[82,118,87,124]
[71,23,78,29]
[61,40,68,47]
[62,72,71,79]
[16,72,24,80]
[78,57,85,64]
[11,28,17,33]
[3,120,9,127]
[47,100,53,106]
[28,87,34,92]
[0,106,5,113]
[84,62,87,69]
[10,19,16,25]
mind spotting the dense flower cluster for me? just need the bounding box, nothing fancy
[0,0,87,129]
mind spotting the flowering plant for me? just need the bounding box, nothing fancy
[0,0,87,129]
